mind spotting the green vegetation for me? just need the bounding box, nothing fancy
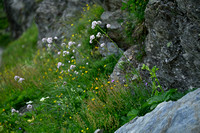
[0,3,194,133]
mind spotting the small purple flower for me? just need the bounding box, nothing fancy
[111,80,114,83]
[19,127,21,130]
[58,103,61,106]
[145,82,148,86]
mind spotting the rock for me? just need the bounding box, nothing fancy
[143,0,200,91]
[98,36,122,57]
[3,0,37,38]
[100,9,131,50]
[35,0,103,47]
[94,129,104,133]
[94,0,122,11]
[115,88,200,133]
[110,45,142,84]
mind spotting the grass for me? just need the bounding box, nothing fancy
[0,3,195,133]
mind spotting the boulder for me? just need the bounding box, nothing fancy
[115,88,200,133]
[143,0,200,91]
[3,0,37,38]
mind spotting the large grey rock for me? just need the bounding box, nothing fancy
[101,10,131,49]
[35,0,105,47]
[110,45,142,84]
[143,0,200,91]
[3,0,37,38]
[115,88,200,133]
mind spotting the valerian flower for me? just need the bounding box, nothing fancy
[47,37,53,43]
[14,76,20,81]
[100,43,105,47]
[18,78,25,83]
[27,104,32,110]
[57,62,63,69]
[106,24,111,28]
[96,32,101,38]
[42,38,46,43]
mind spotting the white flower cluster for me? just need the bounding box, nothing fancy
[100,43,105,47]
[68,41,76,48]
[11,108,19,114]
[63,51,69,56]
[106,24,111,28]
[14,76,25,83]
[57,62,64,69]
[91,21,102,29]
[70,65,76,70]
[96,32,101,38]
[40,96,49,102]
[90,35,95,43]
[27,104,32,110]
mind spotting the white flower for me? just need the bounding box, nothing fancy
[68,61,70,63]
[11,108,19,113]
[97,21,102,24]
[77,44,81,47]
[54,36,58,40]
[96,32,101,38]
[71,56,74,59]
[106,24,111,28]
[26,101,33,104]
[100,43,105,47]
[68,41,75,47]
[63,51,69,56]
[40,97,45,102]
[42,38,46,43]
[57,62,62,69]
[48,44,51,48]
[70,65,76,70]
[72,50,75,53]
[90,35,95,40]
[61,43,66,47]
[47,37,53,43]
[18,78,25,83]
[91,21,98,29]
[68,69,70,72]
[90,35,95,43]
[27,104,32,110]
[46,96,49,99]
[14,76,20,81]
[86,62,88,65]
[58,51,61,55]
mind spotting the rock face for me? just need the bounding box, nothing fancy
[115,88,200,133]
[3,0,37,38]
[143,0,200,90]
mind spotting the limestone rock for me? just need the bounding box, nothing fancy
[99,36,122,57]
[3,0,37,38]
[144,0,200,91]
[110,45,142,84]
[115,88,200,133]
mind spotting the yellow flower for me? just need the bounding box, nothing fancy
[69,116,72,119]
[124,84,128,87]
[95,87,99,90]
[81,130,84,132]
[92,98,95,101]
[96,78,98,80]
[104,65,106,67]
[86,128,89,130]
[27,116,35,123]
[83,90,86,93]
[54,100,57,103]
[48,68,52,71]
[72,34,74,37]
[85,71,88,74]
[78,85,81,87]
[110,87,113,89]
[2,109,5,112]
[107,81,110,84]
[71,24,73,26]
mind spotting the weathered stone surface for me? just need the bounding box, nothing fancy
[115,88,200,133]
[94,0,122,11]
[101,10,131,49]
[143,0,200,91]
[98,36,122,57]
[3,0,37,38]
[110,45,142,84]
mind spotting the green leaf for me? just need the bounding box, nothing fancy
[127,109,139,118]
